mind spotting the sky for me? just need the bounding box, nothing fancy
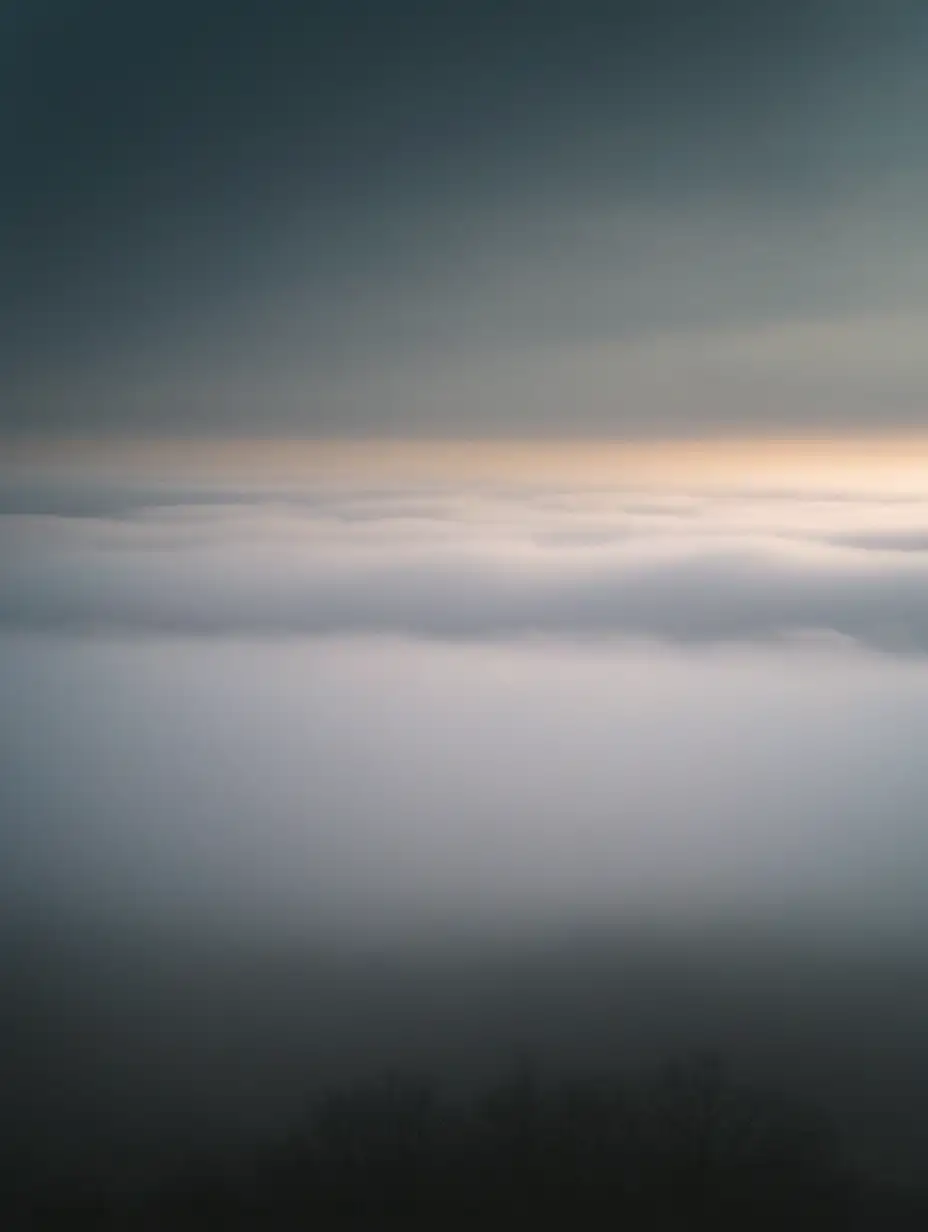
[3,0,928,438]
[6,0,928,1198]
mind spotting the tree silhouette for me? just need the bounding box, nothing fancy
[635,1051,851,1226]
[10,1048,917,1229]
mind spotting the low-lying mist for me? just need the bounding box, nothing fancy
[4,470,928,1194]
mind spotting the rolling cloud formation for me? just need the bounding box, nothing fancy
[4,476,928,651]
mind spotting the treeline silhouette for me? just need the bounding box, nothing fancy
[9,1051,928,1229]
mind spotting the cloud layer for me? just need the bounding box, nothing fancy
[4,476,928,652]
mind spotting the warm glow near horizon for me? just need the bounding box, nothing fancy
[8,435,928,492]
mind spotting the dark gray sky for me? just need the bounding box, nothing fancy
[4,0,928,438]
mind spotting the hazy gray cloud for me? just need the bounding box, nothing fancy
[5,479,928,651]
[5,626,928,1177]
[821,529,928,552]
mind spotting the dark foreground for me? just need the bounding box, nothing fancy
[7,1054,928,1229]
